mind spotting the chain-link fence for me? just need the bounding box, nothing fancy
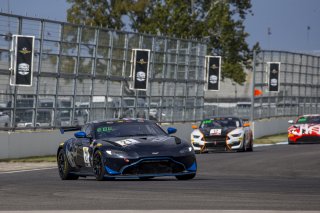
[0,13,206,129]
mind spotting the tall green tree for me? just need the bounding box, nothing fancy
[66,0,259,84]
[66,0,130,29]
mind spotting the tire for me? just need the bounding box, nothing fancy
[175,173,196,180]
[247,137,253,152]
[241,136,247,152]
[57,149,79,180]
[93,150,107,181]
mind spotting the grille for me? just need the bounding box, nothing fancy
[121,159,185,175]
[204,136,226,148]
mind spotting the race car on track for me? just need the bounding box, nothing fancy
[57,119,197,181]
[191,116,253,153]
[288,114,320,144]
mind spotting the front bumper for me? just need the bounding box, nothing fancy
[192,137,243,152]
[289,135,320,144]
[103,156,197,177]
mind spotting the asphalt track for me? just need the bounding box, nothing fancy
[1,144,320,211]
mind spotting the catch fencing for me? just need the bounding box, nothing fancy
[0,12,319,130]
[0,12,206,129]
[204,50,320,120]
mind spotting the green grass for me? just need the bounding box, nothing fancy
[0,155,56,163]
[254,133,287,144]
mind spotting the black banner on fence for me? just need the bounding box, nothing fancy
[268,62,280,92]
[206,56,221,91]
[132,49,150,90]
[10,35,34,86]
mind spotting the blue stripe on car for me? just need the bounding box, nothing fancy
[187,161,197,172]
[105,166,121,175]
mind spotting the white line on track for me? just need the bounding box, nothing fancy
[0,167,56,174]
[254,141,288,147]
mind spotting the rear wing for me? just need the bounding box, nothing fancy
[60,126,81,134]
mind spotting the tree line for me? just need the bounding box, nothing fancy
[66,0,260,84]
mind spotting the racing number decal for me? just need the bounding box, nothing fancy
[83,147,91,167]
[210,129,221,136]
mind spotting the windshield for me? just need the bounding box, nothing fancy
[95,121,167,139]
[296,116,320,124]
[200,117,241,129]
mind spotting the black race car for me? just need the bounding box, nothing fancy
[57,119,196,181]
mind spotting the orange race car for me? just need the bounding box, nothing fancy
[288,114,320,144]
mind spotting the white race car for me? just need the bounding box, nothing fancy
[191,116,253,153]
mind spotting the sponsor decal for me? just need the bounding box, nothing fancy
[136,71,146,82]
[209,75,218,84]
[83,147,91,167]
[151,136,169,142]
[115,138,140,147]
[65,143,76,167]
[289,124,320,136]
[270,78,277,87]
[19,47,31,54]
[18,63,30,75]
[210,129,222,136]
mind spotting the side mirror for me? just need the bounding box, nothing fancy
[191,125,198,129]
[167,127,177,135]
[74,131,86,138]
[288,120,294,124]
[243,122,250,127]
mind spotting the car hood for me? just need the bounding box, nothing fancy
[96,135,191,157]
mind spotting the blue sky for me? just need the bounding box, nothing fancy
[1,0,320,52]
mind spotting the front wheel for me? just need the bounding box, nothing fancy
[241,136,247,152]
[247,137,253,152]
[93,150,107,181]
[175,173,196,180]
[57,149,79,180]
[288,138,295,145]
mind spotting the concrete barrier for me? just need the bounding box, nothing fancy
[0,118,290,159]
[251,117,293,139]
[0,130,74,159]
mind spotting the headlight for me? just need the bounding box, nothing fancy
[231,133,242,137]
[179,146,193,154]
[106,150,130,158]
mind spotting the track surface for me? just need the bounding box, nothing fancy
[1,144,320,211]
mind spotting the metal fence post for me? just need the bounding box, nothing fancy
[250,50,256,122]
